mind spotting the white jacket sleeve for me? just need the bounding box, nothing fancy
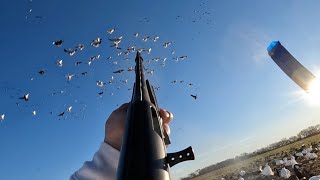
[70,142,120,180]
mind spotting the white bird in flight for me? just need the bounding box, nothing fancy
[64,49,77,56]
[90,37,102,47]
[107,28,115,34]
[0,114,5,121]
[56,60,63,67]
[65,74,75,81]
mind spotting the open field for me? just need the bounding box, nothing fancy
[190,134,320,180]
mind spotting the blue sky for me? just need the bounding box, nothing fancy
[1,0,320,179]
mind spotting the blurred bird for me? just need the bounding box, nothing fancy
[67,106,72,112]
[144,48,151,54]
[143,36,149,42]
[113,69,124,74]
[53,40,63,47]
[91,37,102,47]
[0,114,5,121]
[163,42,172,48]
[190,94,197,99]
[107,28,115,34]
[65,74,75,81]
[32,110,36,116]
[56,60,63,67]
[179,56,188,60]
[76,44,84,50]
[38,69,45,75]
[152,37,159,42]
[127,66,134,71]
[90,55,100,61]
[19,93,30,101]
[75,61,82,66]
[134,33,139,37]
[64,49,77,56]
[96,81,106,87]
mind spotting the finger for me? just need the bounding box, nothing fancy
[160,109,173,124]
[163,123,170,136]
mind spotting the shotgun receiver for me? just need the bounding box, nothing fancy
[117,52,195,180]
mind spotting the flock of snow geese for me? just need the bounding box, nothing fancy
[220,144,320,180]
[0,27,197,122]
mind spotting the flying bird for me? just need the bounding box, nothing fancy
[107,28,115,34]
[152,37,159,42]
[134,33,139,37]
[179,56,188,60]
[76,44,84,50]
[53,40,63,47]
[65,74,75,81]
[163,42,172,48]
[32,111,36,116]
[137,48,144,53]
[98,91,104,95]
[0,114,5,121]
[96,81,106,87]
[81,72,87,76]
[190,94,197,99]
[142,36,149,42]
[58,112,65,116]
[67,106,72,112]
[75,61,82,65]
[19,93,30,101]
[152,58,160,62]
[144,48,151,54]
[38,69,45,75]
[90,55,100,61]
[56,60,63,67]
[64,49,77,56]
[127,66,134,71]
[113,69,124,74]
[127,46,136,52]
[90,37,102,47]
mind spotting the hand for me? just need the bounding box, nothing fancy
[104,103,174,151]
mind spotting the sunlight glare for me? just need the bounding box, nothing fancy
[304,78,320,106]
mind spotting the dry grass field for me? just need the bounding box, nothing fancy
[190,134,320,180]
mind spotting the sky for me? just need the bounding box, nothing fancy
[1,0,320,179]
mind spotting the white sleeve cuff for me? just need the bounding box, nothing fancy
[70,142,120,180]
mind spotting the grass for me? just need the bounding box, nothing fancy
[190,133,320,180]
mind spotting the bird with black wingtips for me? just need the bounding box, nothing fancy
[107,28,115,34]
[56,60,63,67]
[19,93,30,101]
[76,44,84,50]
[58,112,65,117]
[179,55,188,60]
[38,69,45,75]
[113,69,124,74]
[96,81,105,87]
[65,74,76,81]
[53,40,63,47]
[90,37,102,47]
[64,48,77,56]
[163,42,172,48]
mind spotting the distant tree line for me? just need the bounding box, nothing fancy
[181,124,320,180]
